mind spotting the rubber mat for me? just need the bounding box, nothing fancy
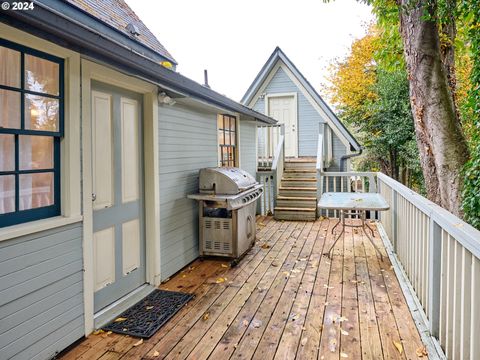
[102,289,194,338]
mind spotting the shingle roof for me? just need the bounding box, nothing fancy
[65,0,176,64]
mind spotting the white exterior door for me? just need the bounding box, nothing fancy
[268,95,297,157]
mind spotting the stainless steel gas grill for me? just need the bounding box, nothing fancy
[188,167,263,263]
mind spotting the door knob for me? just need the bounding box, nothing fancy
[92,193,96,201]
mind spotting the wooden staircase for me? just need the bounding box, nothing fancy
[274,158,317,221]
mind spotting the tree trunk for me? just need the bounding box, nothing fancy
[398,0,469,217]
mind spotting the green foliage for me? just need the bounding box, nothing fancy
[460,0,480,229]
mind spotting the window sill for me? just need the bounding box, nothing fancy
[0,214,83,242]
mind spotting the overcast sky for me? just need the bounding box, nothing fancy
[126,0,374,102]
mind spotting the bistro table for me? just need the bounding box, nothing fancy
[318,192,390,260]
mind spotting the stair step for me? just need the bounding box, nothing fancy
[276,197,317,208]
[274,207,316,211]
[282,180,317,188]
[281,178,316,182]
[279,187,317,191]
[285,158,316,163]
[284,162,316,170]
[278,188,317,197]
[274,207,317,221]
[277,196,317,201]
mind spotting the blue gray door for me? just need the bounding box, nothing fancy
[90,81,146,312]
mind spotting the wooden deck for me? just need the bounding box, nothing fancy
[60,217,427,360]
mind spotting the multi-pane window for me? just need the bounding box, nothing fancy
[0,39,63,227]
[218,114,237,167]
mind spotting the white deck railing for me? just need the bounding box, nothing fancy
[257,124,283,169]
[257,125,285,216]
[378,173,480,359]
[316,136,480,357]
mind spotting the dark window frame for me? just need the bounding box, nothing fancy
[218,114,237,167]
[0,38,64,228]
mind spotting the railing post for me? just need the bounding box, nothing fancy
[391,189,398,251]
[428,218,442,338]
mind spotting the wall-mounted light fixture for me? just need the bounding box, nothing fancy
[158,91,176,106]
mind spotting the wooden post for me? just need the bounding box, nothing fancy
[428,219,442,337]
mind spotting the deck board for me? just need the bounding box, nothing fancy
[59,218,426,360]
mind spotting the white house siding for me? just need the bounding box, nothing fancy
[0,223,84,360]
[239,120,257,177]
[158,103,218,280]
[252,67,348,163]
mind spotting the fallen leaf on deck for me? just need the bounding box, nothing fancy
[146,306,154,310]
[283,271,290,277]
[114,317,127,322]
[203,312,210,321]
[340,352,348,358]
[251,319,262,328]
[393,341,403,354]
[336,316,349,323]
[153,350,160,357]
[216,277,226,283]
[133,339,143,347]
[323,284,334,289]
[300,337,308,346]
[341,329,349,336]
[328,338,337,352]
[416,347,428,357]
[242,319,249,327]
[291,269,301,273]
[106,331,112,335]
[271,262,279,267]
[221,264,229,268]
[258,222,266,227]
[260,243,271,249]
[92,329,104,335]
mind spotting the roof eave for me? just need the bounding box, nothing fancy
[0,5,276,125]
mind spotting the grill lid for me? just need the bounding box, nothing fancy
[199,167,257,195]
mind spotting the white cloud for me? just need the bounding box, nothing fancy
[127,0,374,101]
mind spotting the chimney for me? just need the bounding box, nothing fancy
[203,69,210,88]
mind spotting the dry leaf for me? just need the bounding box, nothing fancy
[341,329,349,336]
[114,317,127,322]
[203,312,210,321]
[146,306,154,310]
[340,352,348,358]
[133,339,143,347]
[258,222,266,227]
[323,284,334,289]
[416,347,428,357]
[251,319,262,328]
[336,316,349,323]
[216,277,226,284]
[393,341,403,354]
[182,274,187,278]
[300,337,308,346]
[242,319,249,327]
[283,271,290,277]
[92,329,104,335]
[221,264,229,268]
[260,243,271,249]
[153,350,160,357]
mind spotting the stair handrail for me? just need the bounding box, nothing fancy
[271,125,285,210]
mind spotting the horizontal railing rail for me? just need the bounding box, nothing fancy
[377,172,480,359]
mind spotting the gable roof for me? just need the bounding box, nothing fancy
[242,47,361,151]
[1,2,276,125]
[64,0,177,64]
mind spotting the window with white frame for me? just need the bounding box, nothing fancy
[217,114,237,167]
[0,39,63,227]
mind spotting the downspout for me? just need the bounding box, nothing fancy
[340,146,363,171]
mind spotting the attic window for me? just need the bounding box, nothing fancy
[126,23,140,36]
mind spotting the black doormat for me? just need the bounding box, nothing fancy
[102,289,194,338]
